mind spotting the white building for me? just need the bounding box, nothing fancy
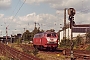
[59,24,90,42]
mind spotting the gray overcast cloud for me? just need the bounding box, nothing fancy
[25,0,90,13]
[0,0,11,9]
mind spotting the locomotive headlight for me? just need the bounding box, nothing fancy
[46,37,50,41]
[46,37,57,43]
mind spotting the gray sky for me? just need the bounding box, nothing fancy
[0,0,90,36]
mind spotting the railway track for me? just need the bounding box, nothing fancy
[38,48,90,60]
[74,50,90,59]
[64,49,90,59]
[18,44,90,59]
[19,44,34,51]
[1,43,89,60]
[0,43,40,60]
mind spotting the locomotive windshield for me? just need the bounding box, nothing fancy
[52,33,56,37]
[47,33,56,37]
[47,34,51,37]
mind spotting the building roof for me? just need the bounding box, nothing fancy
[74,24,90,27]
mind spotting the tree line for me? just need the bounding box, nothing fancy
[16,27,55,42]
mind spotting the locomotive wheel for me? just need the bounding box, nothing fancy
[39,46,43,50]
[46,47,50,51]
[51,47,56,51]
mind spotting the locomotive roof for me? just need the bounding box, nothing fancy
[44,32,56,33]
[35,32,56,35]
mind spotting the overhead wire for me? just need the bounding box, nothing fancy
[4,0,20,27]
[11,0,21,16]
[12,0,26,21]
[9,0,26,27]
[4,0,26,26]
[4,0,20,24]
[6,0,26,35]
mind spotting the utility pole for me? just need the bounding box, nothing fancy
[64,8,66,39]
[24,28,25,32]
[35,22,37,28]
[6,27,8,44]
[4,22,9,44]
[34,22,40,30]
[63,8,67,55]
[68,22,69,40]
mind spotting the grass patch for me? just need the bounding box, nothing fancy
[37,52,67,60]
[86,45,90,50]
[0,56,9,60]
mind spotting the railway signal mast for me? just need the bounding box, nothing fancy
[68,8,76,60]
[6,25,9,44]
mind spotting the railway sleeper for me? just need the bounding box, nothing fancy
[75,55,90,59]
[83,56,90,59]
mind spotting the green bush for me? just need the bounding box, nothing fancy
[59,39,71,49]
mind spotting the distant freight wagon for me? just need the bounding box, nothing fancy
[33,32,58,50]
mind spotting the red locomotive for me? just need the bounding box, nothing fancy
[33,32,58,50]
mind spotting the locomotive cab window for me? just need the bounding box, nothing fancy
[47,33,57,37]
[52,33,56,37]
[47,34,51,37]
